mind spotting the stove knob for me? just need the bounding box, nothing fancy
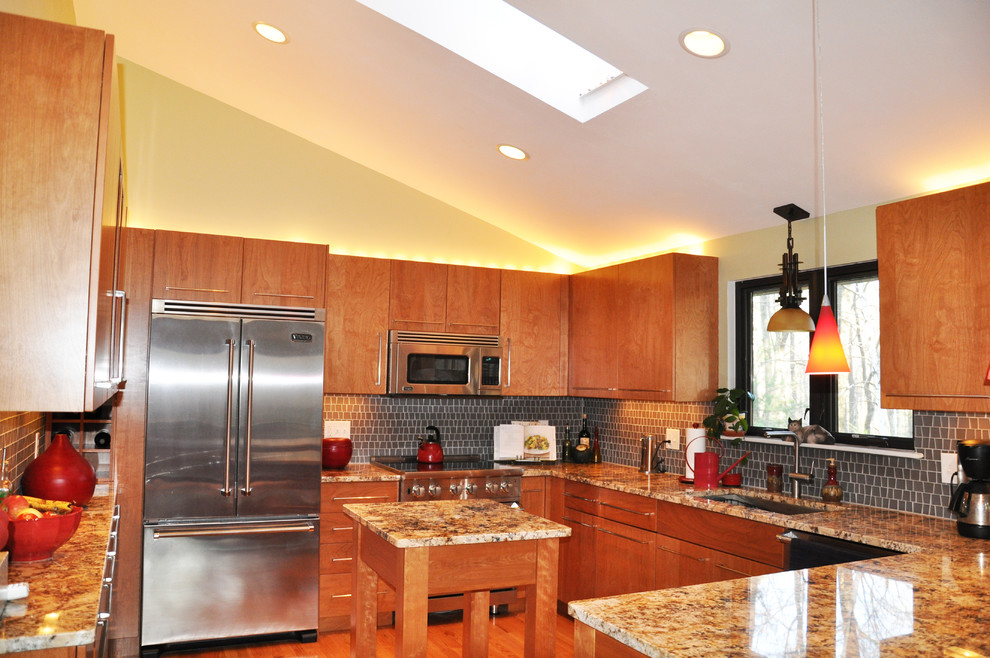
[449,483,464,496]
[464,483,478,496]
[409,484,426,499]
[486,482,499,495]
[499,481,511,493]
[428,484,442,498]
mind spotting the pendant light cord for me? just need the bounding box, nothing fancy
[814,0,829,295]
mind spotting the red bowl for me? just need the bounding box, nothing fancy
[322,438,353,469]
[7,505,83,562]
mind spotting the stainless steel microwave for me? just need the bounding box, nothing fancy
[387,331,502,396]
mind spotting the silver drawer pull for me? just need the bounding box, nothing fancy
[561,515,594,529]
[597,527,648,544]
[253,292,315,299]
[563,492,596,503]
[165,286,230,293]
[332,557,353,562]
[332,495,391,502]
[332,526,353,532]
[331,593,352,599]
[715,563,750,577]
[886,393,990,399]
[601,502,654,516]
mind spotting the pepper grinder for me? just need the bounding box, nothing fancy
[821,458,843,503]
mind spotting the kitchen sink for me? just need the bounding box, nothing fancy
[697,493,830,516]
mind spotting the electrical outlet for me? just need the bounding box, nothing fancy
[941,452,958,484]
[666,428,680,450]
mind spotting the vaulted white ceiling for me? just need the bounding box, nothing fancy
[74,0,990,268]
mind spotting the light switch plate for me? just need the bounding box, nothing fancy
[324,420,350,439]
[940,452,958,484]
[666,428,680,450]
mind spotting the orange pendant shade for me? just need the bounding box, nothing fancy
[985,361,990,386]
[805,301,850,374]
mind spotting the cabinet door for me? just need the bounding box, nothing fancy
[670,253,719,401]
[389,260,447,332]
[446,265,501,334]
[324,255,390,394]
[152,231,243,303]
[0,14,118,411]
[878,182,990,412]
[657,501,786,569]
[568,266,618,396]
[655,534,713,588]
[594,516,655,597]
[615,257,673,399]
[557,508,597,603]
[500,271,568,396]
[242,238,327,308]
[710,550,780,581]
[519,475,547,517]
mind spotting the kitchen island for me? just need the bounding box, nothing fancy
[344,499,570,657]
[0,494,115,655]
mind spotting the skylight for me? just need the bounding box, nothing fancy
[354,0,647,123]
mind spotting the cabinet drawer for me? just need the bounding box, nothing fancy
[320,512,355,544]
[599,488,658,531]
[657,501,786,568]
[320,541,354,574]
[320,573,393,617]
[562,481,599,514]
[321,481,398,514]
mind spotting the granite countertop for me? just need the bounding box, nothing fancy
[321,463,401,483]
[0,494,114,654]
[343,499,570,548]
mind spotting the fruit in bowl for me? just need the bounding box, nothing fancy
[3,495,83,562]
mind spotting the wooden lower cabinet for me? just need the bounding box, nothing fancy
[319,480,398,632]
[594,516,655,598]
[520,475,547,517]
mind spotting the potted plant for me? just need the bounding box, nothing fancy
[702,387,753,440]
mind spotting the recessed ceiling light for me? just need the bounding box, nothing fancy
[680,29,728,58]
[498,144,528,160]
[254,22,288,44]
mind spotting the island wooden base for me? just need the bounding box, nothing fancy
[574,621,643,658]
[351,525,559,657]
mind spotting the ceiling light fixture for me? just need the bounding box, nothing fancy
[254,22,288,44]
[497,144,528,160]
[767,203,815,332]
[805,0,850,375]
[680,29,729,58]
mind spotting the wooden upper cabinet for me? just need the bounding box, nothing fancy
[242,238,327,308]
[325,255,390,394]
[152,231,243,303]
[877,181,990,412]
[568,265,619,396]
[500,271,568,395]
[0,14,124,411]
[389,260,448,332]
[152,232,327,308]
[445,265,500,334]
[389,261,500,334]
[569,253,717,401]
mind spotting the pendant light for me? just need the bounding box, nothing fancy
[767,203,815,332]
[805,0,850,375]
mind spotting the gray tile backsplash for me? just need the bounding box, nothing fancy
[325,395,987,521]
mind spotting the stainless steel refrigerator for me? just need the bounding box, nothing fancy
[142,299,324,651]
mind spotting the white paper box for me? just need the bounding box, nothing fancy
[494,424,525,460]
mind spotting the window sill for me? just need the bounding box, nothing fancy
[735,435,923,460]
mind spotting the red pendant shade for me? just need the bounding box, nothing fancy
[805,298,850,375]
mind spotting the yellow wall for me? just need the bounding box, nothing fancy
[118,61,578,274]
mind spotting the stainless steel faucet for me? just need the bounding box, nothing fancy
[765,430,814,498]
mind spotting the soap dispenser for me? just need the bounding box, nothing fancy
[821,458,843,503]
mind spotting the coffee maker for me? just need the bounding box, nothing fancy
[949,438,990,539]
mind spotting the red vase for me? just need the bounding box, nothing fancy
[322,438,353,469]
[22,433,96,506]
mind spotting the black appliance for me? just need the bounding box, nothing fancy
[949,438,990,539]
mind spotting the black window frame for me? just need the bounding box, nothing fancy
[734,259,914,450]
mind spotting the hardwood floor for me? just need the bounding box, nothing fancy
[164,611,576,657]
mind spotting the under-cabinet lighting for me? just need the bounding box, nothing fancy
[353,0,647,122]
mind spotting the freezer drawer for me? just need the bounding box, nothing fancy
[141,519,319,648]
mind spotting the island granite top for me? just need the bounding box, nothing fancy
[343,499,570,548]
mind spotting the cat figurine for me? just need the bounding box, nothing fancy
[787,417,835,445]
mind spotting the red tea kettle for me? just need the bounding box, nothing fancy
[417,425,444,463]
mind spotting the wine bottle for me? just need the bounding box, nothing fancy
[562,425,572,462]
[578,414,591,447]
[592,426,602,463]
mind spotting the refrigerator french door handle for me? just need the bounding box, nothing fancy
[241,340,256,496]
[221,339,236,496]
